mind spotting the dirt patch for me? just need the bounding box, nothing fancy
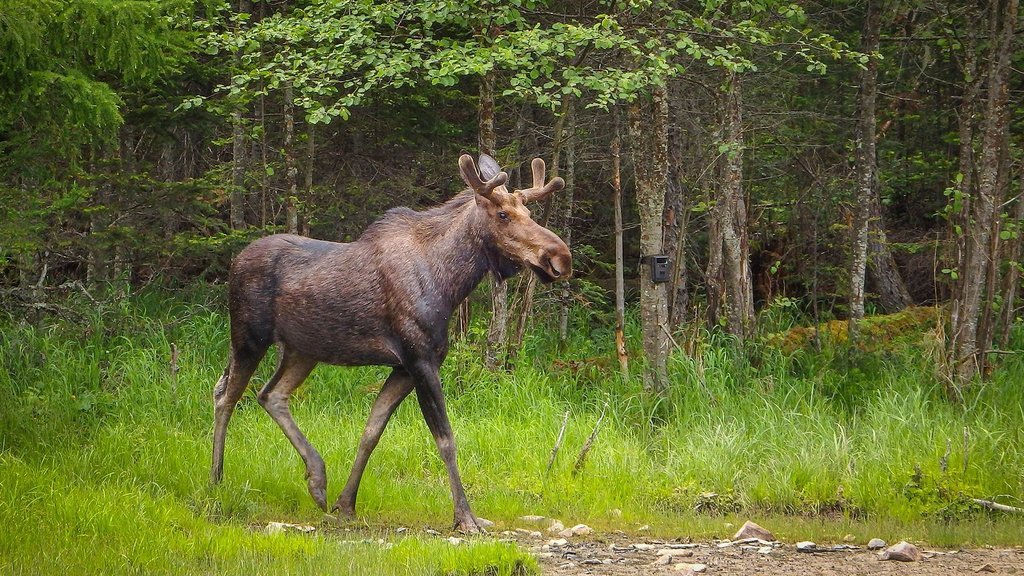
[516,532,1024,575]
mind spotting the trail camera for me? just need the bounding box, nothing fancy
[646,255,670,283]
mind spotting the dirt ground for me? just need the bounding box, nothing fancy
[514,532,1024,576]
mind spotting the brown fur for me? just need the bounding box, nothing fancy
[209,155,570,532]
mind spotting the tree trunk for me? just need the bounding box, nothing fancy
[512,103,568,353]
[477,71,508,369]
[949,0,1017,387]
[849,0,881,339]
[629,85,671,393]
[557,100,577,344]
[948,19,982,338]
[229,0,251,231]
[997,172,1024,349]
[708,71,754,340]
[284,81,299,235]
[611,114,629,376]
[665,93,690,328]
[303,122,315,237]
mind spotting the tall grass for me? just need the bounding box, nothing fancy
[2,288,1023,573]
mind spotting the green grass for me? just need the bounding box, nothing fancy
[2,288,1023,573]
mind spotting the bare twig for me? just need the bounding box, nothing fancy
[572,402,607,477]
[972,498,1024,514]
[545,411,569,476]
[170,343,180,395]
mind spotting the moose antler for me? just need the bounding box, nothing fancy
[459,154,508,198]
[516,158,564,204]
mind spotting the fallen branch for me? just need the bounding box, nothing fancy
[572,402,607,477]
[972,498,1024,514]
[545,411,569,476]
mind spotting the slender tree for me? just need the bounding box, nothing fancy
[629,85,671,393]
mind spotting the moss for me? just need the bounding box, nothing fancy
[766,306,941,353]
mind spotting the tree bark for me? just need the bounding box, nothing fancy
[708,71,754,340]
[611,114,629,376]
[849,0,881,339]
[665,83,690,328]
[283,81,299,235]
[229,0,251,231]
[629,85,671,393]
[949,0,1017,386]
[478,71,508,370]
[557,100,576,344]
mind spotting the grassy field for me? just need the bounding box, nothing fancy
[2,288,1023,574]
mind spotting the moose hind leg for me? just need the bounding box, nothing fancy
[332,368,415,517]
[256,349,324,510]
[211,344,266,484]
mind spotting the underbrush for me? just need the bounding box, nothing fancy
[1,288,1023,572]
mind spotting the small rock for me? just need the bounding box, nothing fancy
[396,527,407,534]
[633,543,657,551]
[733,520,775,542]
[675,563,708,573]
[424,528,440,536]
[547,520,565,534]
[975,564,996,573]
[265,521,315,535]
[520,515,547,524]
[843,533,857,542]
[546,538,568,548]
[880,541,922,562]
[796,541,817,552]
[758,546,773,554]
[558,528,574,538]
[867,538,886,550]
[658,549,694,558]
[651,555,672,566]
[570,524,593,536]
[447,537,464,546]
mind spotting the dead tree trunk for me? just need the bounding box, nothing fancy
[629,85,671,393]
[557,101,577,344]
[708,71,754,340]
[612,115,629,376]
[949,0,1017,387]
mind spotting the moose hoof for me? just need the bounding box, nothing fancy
[307,481,328,512]
[454,515,493,534]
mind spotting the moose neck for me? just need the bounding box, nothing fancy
[415,193,504,316]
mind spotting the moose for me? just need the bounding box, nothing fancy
[210,153,571,532]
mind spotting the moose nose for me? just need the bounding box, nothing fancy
[548,249,572,279]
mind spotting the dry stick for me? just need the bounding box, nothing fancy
[972,498,1024,514]
[545,411,570,476]
[572,403,607,477]
[169,342,180,396]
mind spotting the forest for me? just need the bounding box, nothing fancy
[1,0,1023,574]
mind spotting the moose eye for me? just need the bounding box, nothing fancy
[497,211,510,222]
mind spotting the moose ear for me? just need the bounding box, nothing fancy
[477,154,502,181]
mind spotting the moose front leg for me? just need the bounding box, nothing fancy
[332,368,415,517]
[413,369,491,533]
